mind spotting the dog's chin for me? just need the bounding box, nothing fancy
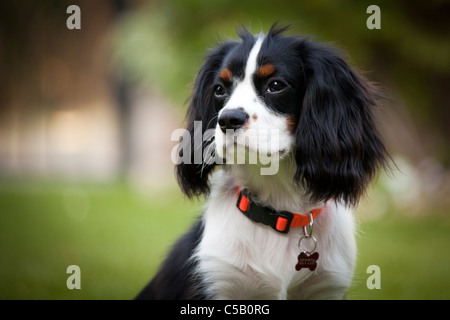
[216,141,289,164]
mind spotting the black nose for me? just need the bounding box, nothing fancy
[218,109,249,133]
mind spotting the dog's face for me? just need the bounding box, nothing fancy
[177,25,388,206]
[213,33,304,161]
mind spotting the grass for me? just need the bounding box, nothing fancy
[348,212,450,299]
[0,180,201,299]
[0,180,449,299]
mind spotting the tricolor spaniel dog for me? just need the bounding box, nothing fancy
[137,25,389,300]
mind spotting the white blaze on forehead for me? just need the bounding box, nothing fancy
[220,35,264,113]
[244,35,264,83]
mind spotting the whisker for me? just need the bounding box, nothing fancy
[206,114,219,128]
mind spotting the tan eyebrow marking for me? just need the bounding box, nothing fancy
[257,64,276,78]
[219,68,233,82]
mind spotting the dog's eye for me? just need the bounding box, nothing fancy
[214,85,226,98]
[266,81,287,93]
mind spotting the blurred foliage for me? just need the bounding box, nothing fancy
[1,0,448,164]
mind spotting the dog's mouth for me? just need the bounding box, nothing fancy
[225,141,287,156]
[217,132,289,162]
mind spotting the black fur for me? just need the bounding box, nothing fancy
[176,41,238,198]
[294,39,389,206]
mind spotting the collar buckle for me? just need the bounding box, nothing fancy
[273,210,295,234]
[236,187,294,234]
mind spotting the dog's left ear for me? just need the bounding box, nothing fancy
[176,41,237,198]
[294,41,389,206]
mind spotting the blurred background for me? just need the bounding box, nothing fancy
[0,0,449,299]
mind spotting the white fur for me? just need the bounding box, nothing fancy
[194,39,357,299]
[194,166,357,300]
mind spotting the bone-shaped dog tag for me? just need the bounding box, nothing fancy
[295,213,319,271]
[295,252,319,271]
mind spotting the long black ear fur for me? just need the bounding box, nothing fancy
[294,40,389,206]
[176,42,236,198]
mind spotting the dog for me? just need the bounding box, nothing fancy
[136,24,389,300]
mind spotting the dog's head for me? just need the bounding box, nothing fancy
[176,25,389,206]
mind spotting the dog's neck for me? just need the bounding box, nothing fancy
[224,158,319,214]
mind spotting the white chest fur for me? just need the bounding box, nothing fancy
[194,170,357,300]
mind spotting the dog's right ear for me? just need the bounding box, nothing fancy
[176,42,236,198]
[293,40,389,206]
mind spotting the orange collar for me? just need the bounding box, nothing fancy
[236,186,325,234]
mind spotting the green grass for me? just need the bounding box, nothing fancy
[348,213,450,299]
[0,180,449,299]
[0,180,201,299]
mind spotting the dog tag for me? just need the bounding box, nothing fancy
[295,213,319,271]
[295,252,319,271]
